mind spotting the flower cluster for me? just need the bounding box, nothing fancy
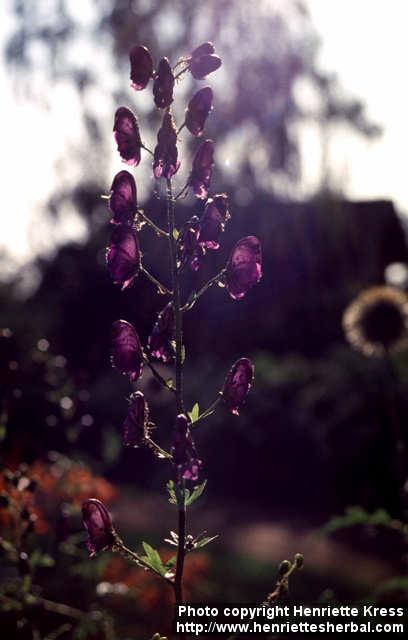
[82,41,262,590]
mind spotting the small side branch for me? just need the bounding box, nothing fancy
[182,269,226,312]
[141,266,172,296]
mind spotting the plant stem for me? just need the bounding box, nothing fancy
[143,356,176,395]
[141,266,172,296]
[174,482,186,607]
[181,268,226,312]
[192,396,222,427]
[166,179,184,414]
[137,210,169,238]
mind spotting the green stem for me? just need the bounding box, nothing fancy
[143,356,176,395]
[141,266,172,296]
[137,210,169,238]
[174,482,186,606]
[192,396,222,427]
[177,122,186,136]
[166,179,184,414]
[181,268,226,312]
[146,437,173,460]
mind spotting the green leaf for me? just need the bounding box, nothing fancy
[141,542,167,577]
[30,549,55,568]
[172,228,179,240]
[194,535,218,550]
[181,345,186,364]
[185,480,207,506]
[188,403,200,423]
[165,555,177,569]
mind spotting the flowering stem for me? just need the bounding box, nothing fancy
[137,210,169,238]
[192,395,222,426]
[181,268,227,312]
[177,122,186,136]
[146,437,173,460]
[141,266,172,296]
[141,144,154,156]
[143,356,176,394]
[174,67,189,81]
[174,480,186,607]
[166,179,184,414]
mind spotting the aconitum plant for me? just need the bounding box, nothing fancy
[82,41,275,630]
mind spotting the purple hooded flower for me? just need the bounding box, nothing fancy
[153,112,180,179]
[130,45,153,90]
[106,227,141,290]
[177,217,204,271]
[148,303,175,363]
[188,139,214,200]
[185,87,213,137]
[226,236,262,300]
[111,319,144,382]
[188,44,221,79]
[113,107,142,166]
[198,194,230,250]
[222,358,254,415]
[190,42,215,58]
[82,498,115,557]
[108,171,137,226]
[153,57,174,109]
[123,391,149,447]
[171,414,202,482]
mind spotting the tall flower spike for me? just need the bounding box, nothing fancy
[111,320,144,381]
[82,499,116,557]
[106,227,141,290]
[171,414,202,482]
[153,57,174,109]
[198,193,230,250]
[188,139,215,200]
[188,42,221,80]
[148,303,175,363]
[222,358,254,415]
[130,45,153,90]
[226,236,262,300]
[113,107,142,166]
[123,391,150,447]
[153,111,180,179]
[108,170,137,226]
[185,87,213,137]
[177,217,204,271]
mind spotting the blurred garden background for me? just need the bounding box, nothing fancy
[2,1,408,638]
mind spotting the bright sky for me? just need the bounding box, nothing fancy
[1,0,408,268]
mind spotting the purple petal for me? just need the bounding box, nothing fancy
[130,45,153,90]
[177,218,204,271]
[153,112,180,179]
[106,227,140,290]
[109,171,137,226]
[123,391,149,447]
[198,193,230,250]
[111,319,144,382]
[82,499,115,556]
[226,236,262,300]
[185,87,213,137]
[148,303,175,363]
[222,358,254,415]
[188,139,215,200]
[189,54,222,80]
[171,414,202,482]
[190,42,215,58]
[113,107,142,166]
[153,57,174,109]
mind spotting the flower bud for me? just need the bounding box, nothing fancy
[294,553,304,570]
[222,357,254,415]
[106,227,141,290]
[113,107,142,166]
[148,303,175,363]
[226,236,262,300]
[110,320,144,381]
[108,171,137,226]
[153,112,180,179]
[198,194,230,250]
[153,57,174,109]
[130,45,154,90]
[177,217,204,271]
[82,498,115,557]
[171,414,202,482]
[123,391,150,447]
[277,560,291,578]
[188,139,215,200]
[185,87,213,137]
